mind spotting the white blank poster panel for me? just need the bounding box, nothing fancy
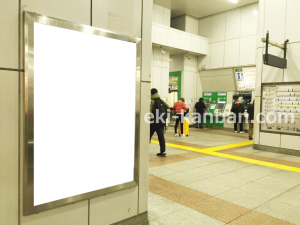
[34,23,136,206]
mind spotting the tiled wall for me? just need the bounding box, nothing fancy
[255,0,300,150]
[198,3,258,69]
[151,47,170,99]
[0,0,151,225]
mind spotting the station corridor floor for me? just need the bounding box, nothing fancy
[148,128,300,225]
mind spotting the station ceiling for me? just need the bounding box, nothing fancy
[153,0,259,18]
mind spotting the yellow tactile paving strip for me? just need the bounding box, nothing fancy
[151,140,300,173]
[149,175,293,225]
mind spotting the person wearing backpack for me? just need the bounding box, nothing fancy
[194,98,206,129]
[173,98,189,137]
[150,88,170,157]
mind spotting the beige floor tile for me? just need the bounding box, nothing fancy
[157,207,225,225]
[278,155,300,163]
[149,166,177,178]
[186,179,233,196]
[269,170,300,182]
[237,182,287,199]
[159,185,211,207]
[273,189,300,208]
[255,151,286,158]
[224,169,268,181]
[160,172,204,186]
[199,164,237,173]
[163,161,197,172]
[190,197,251,223]
[255,199,300,225]
[181,158,213,168]
[196,156,229,163]
[254,176,299,190]
[204,174,251,188]
[148,192,185,219]
[216,189,270,209]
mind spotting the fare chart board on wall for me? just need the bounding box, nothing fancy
[235,67,256,91]
[261,83,300,135]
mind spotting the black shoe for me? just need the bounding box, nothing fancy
[157,152,166,157]
[249,137,253,140]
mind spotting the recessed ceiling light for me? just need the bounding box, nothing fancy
[228,0,238,3]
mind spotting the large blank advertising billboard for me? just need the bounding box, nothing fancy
[24,12,140,215]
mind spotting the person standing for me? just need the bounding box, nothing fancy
[247,100,255,140]
[150,88,170,157]
[231,100,245,133]
[173,98,189,137]
[194,98,206,129]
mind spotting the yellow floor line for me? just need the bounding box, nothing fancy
[150,140,300,173]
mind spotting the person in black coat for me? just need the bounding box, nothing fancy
[194,98,206,128]
[231,100,245,133]
[247,100,255,140]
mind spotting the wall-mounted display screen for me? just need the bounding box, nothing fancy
[24,12,140,215]
[261,83,300,135]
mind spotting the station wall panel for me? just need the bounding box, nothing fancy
[0,0,18,69]
[210,41,225,68]
[285,42,300,82]
[211,13,226,43]
[240,3,258,37]
[225,9,241,40]
[281,135,300,151]
[259,132,281,147]
[239,35,256,65]
[286,0,300,43]
[198,17,212,43]
[224,39,240,67]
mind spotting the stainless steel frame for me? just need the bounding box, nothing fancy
[24,11,141,216]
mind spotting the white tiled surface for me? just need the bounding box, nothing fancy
[161,67,170,98]
[180,32,192,51]
[285,42,300,82]
[210,41,225,68]
[239,35,256,65]
[154,24,168,46]
[211,13,226,43]
[154,4,163,25]
[264,0,286,44]
[182,71,196,99]
[138,81,151,213]
[198,17,212,43]
[197,44,210,70]
[21,201,88,225]
[225,9,241,40]
[168,28,181,48]
[0,71,19,225]
[286,0,300,43]
[240,3,258,37]
[216,75,236,92]
[191,35,201,53]
[200,76,218,92]
[186,16,199,35]
[163,7,170,27]
[255,48,263,97]
[224,39,240,67]
[90,187,138,225]
[259,132,281,147]
[253,97,261,145]
[0,0,18,69]
[281,135,300,151]
[170,55,183,72]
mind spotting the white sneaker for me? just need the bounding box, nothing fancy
[240,131,245,134]
[234,131,237,133]
[180,134,186,137]
[174,133,179,137]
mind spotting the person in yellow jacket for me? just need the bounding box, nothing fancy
[150,88,170,157]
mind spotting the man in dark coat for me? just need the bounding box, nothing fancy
[247,100,255,140]
[231,100,245,133]
[194,98,206,129]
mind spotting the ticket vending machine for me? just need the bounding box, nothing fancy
[214,101,226,116]
[202,92,227,127]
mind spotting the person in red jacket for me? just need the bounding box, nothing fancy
[173,98,189,137]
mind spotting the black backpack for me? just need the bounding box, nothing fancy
[152,99,167,124]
